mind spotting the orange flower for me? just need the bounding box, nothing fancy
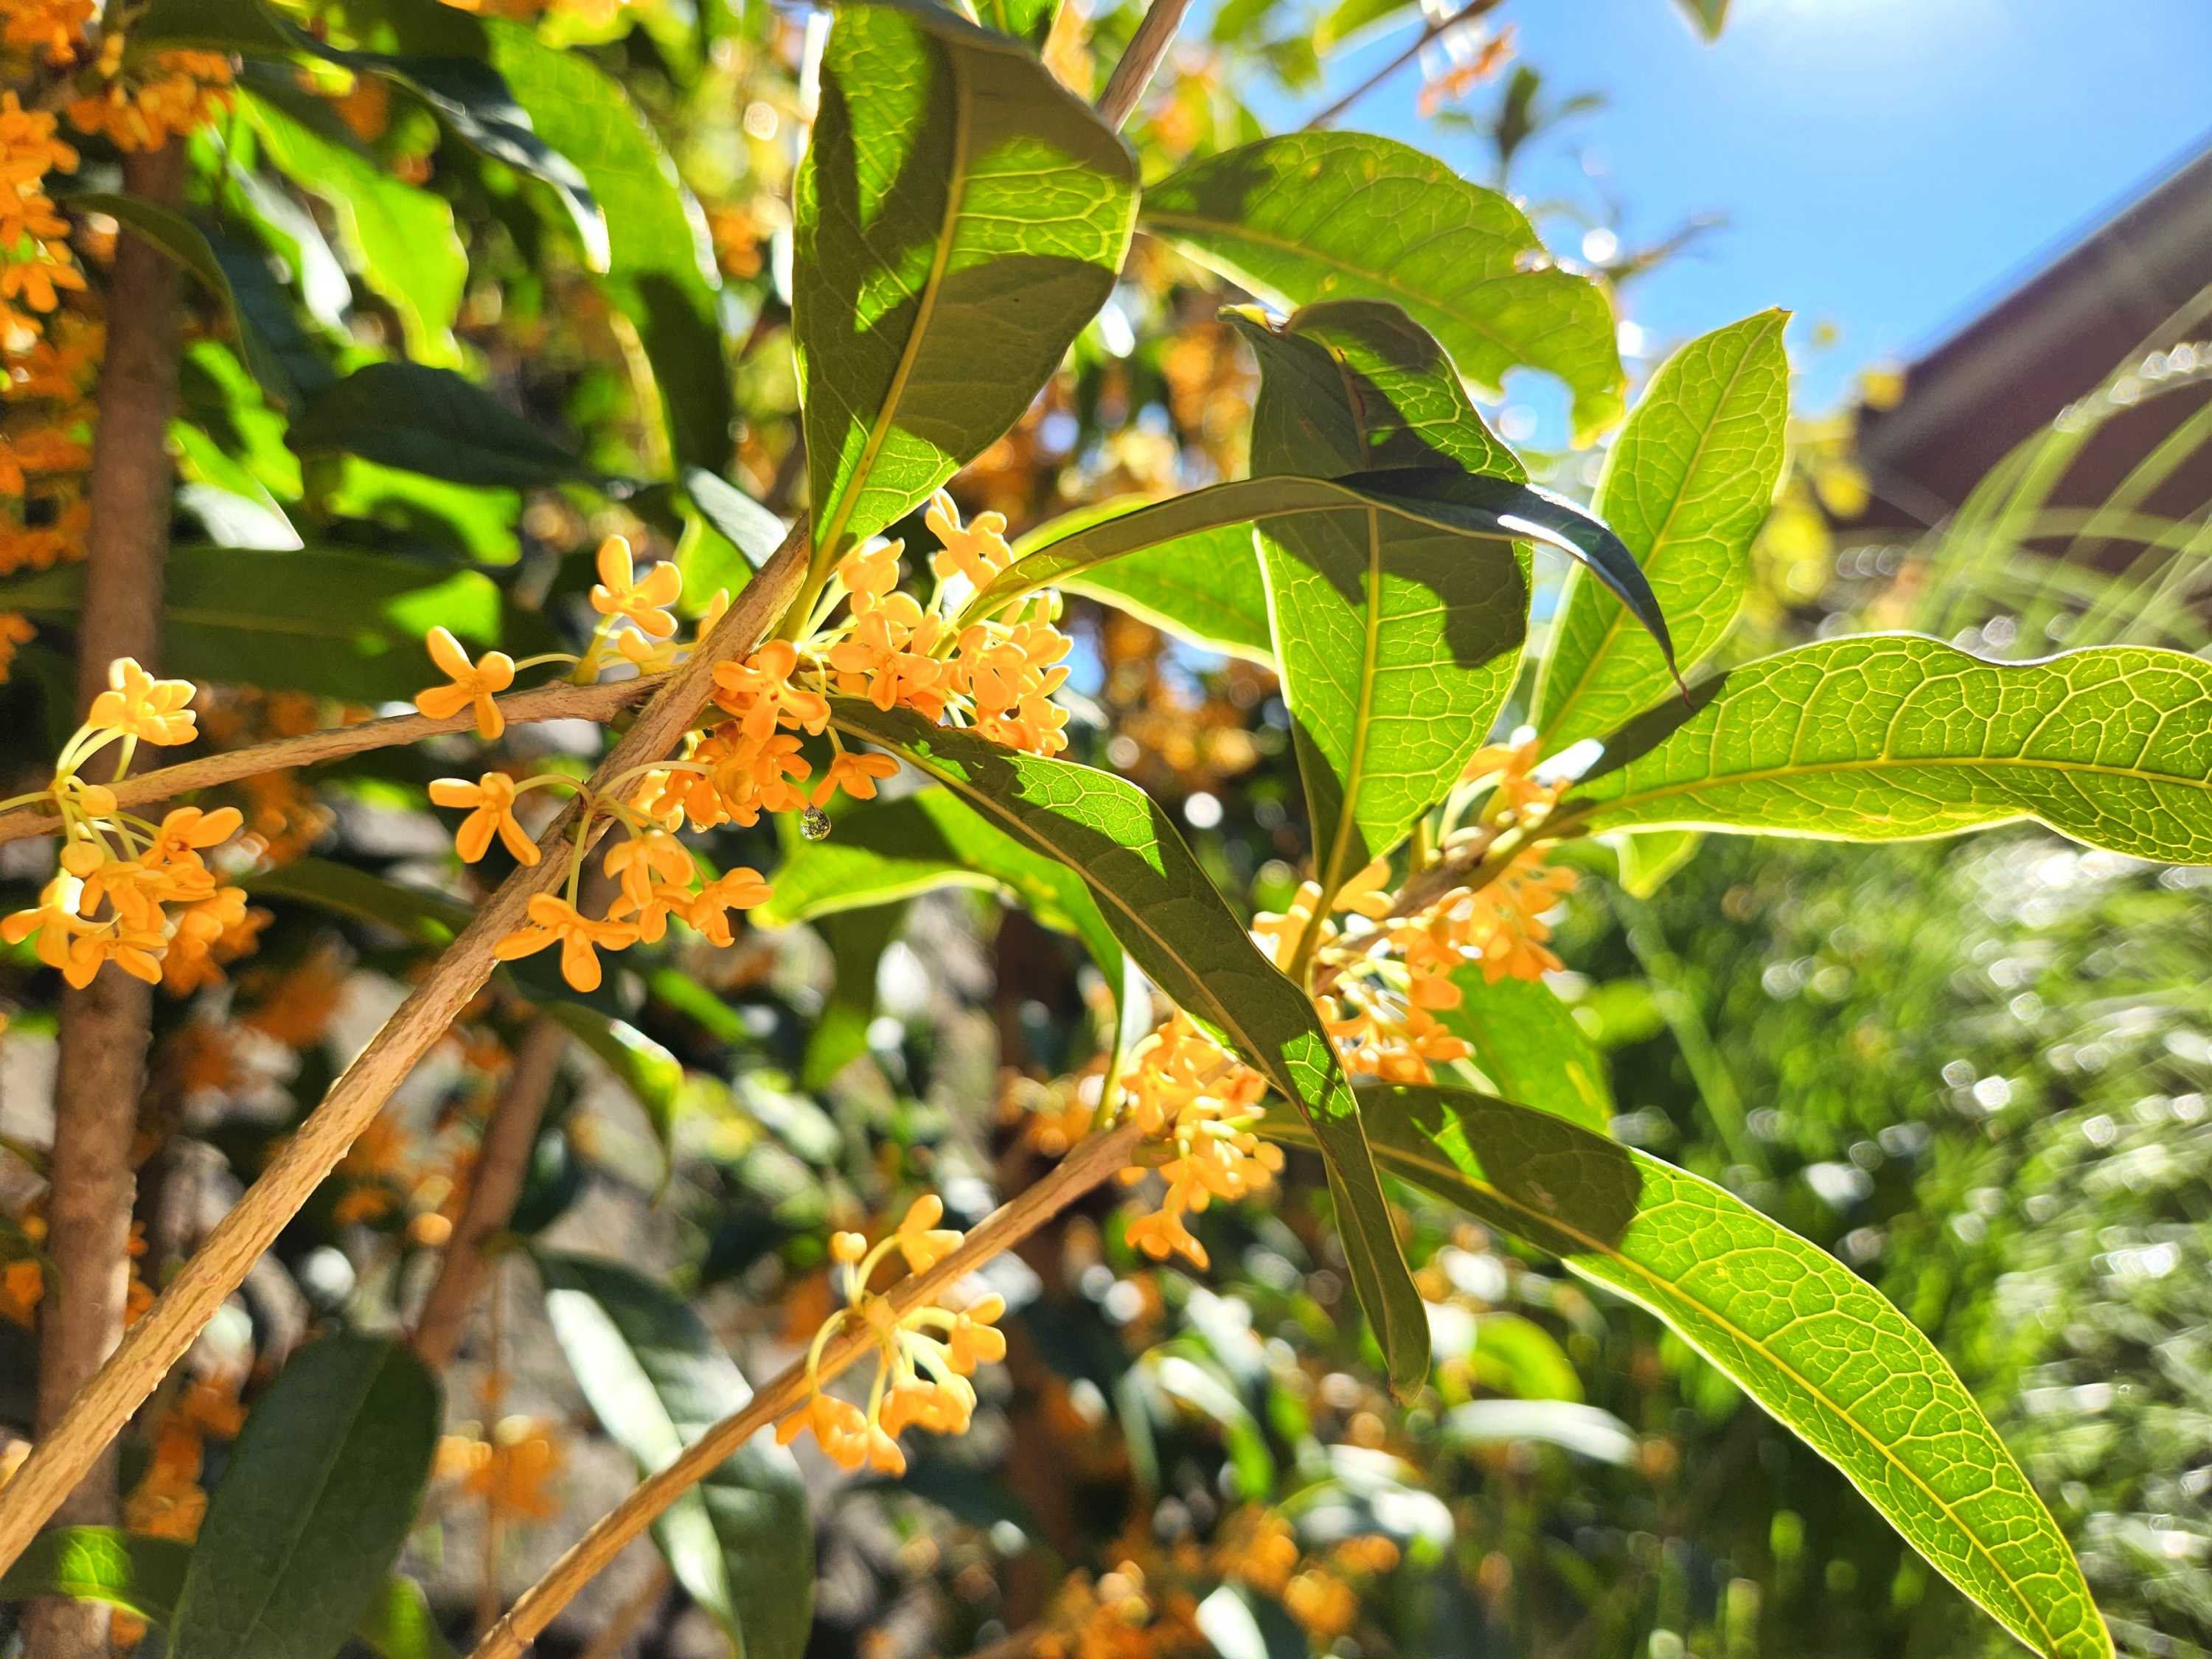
[925,489,1012,590]
[812,748,898,807]
[414,627,515,740]
[86,657,198,745]
[588,536,683,639]
[492,894,639,992]
[679,866,770,947]
[428,772,539,865]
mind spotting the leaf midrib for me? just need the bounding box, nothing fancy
[1318,1126,2081,1657]
[1309,504,1385,905]
[813,27,975,563]
[1539,322,1772,745]
[1587,748,2212,824]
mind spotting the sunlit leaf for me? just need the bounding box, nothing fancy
[1293,1085,2113,1659]
[796,0,1138,557]
[1565,636,2212,865]
[827,700,1430,1396]
[170,1336,441,1659]
[1237,305,1530,896]
[0,1529,187,1625]
[1437,970,1612,1134]
[1534,310,1790,750]
[238,87,467,369]
[761,787,1123,983]
[1444,1398,1638,1464]
[1141,133,1624,441]
[1013,500,1272,662]
[537,1253,813,1659]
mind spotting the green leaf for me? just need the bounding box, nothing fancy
[540,1003,680,1155]
[239,88,467,368]
[1014,501,1272,662]
[1534,310,1790,751]
[1437,970,1611,1134]
[825,701,1430,1397]
[63,192,291,401]
[1233,300,1522,483]
[247,858,472,945]
[1141,133,1625,442]
[975,0,1058,47]
[1565,636,2212,865]
[759,787,1123,983]
[1323,1085,2111,1659]
[482,19,734,470]
[356,1579,460,1659]
[0,1528,187,1624]
[802,902,904,1091]
[1444,1398,1638,1464]
[967,471,1668,663]
[1235,305,1530,894]
[135,0,608,272]
[0,1531,453,1659]
[1672,0,1729,38]
[537,1253,813,1659]
[1313,0,1417,51]
[1194,1585,1311,1659]
[170,1335,442,1659]
[1611,827,1701,897]
[796,0,1138,556]
[0,546,529,702]
[288,363,599,490]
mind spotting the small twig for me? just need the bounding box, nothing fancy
[1301,0,1506,131]
[0,524,811,1576]
[0,675,665,849]
[1095,0,1195,130]
[410,1015,571,1369]
[467,1121,1144,1659]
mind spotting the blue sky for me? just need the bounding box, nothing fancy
[1251,0,2212,414]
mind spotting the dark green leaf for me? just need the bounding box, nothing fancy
[0,546,526,702]
[482,18,733,470]
[1565,636,2212,865]
[537,1253,813,1659]
[796,0,1138,556]
[170,1335,441,1659]
[1307,1085,2112,1659]
[1437,970,1611,1134]
[289,363,597,490]
[826,702,1430,1397]
[247,858,471,945]
[1534,310,1789,751]
[63,192,290,400]
[1141,133,1624,442]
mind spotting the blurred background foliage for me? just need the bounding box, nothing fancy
[3,0,2209,1655]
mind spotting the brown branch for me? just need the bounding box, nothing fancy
[467,1121,1144,1659]
[1096,0,1195,130]
[26,140,187,1659]
[1300,0,1506,131]
[0,675,665,849]
[0,523,812,1576]
[408,1015,571,1368]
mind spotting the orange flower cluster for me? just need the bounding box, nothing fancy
[67,37,234,153]
[121,1368,246,1551]
[3,0,94,65]
[776,1195,1007,1475]
[1117,1014,1283,1270]
[0,91,83,344]
[438,1416,565,1522]
[1,310,101,579]
[0,661,264,991]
